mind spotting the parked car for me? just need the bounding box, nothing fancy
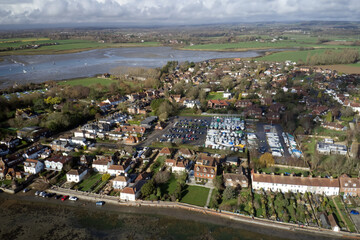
[35,191,40,196]
[61,195,69,201]
[350,210,359,215]
[23,188,30,193]
[55,194,62,199]
[69,196,78,201]
[40,191,47,197]
[96,201,105,206]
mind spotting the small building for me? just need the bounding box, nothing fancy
[92,160,111,173]
[225,156,239,166]
[328,214,340,232]
[113,175,130,190]
[140,116,158,128]
[317,142,347,155]
[23,159,44,174]
[120,180,146,201]
[66,168,88,183]
[224,173,248,188]
[159,147,172,157]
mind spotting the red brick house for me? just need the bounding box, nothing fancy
[235,99,253,108]
[207,100,230,109]
[244,105,262,119]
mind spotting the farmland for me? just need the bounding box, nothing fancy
[58,77,118,87]
[0,38,160,56]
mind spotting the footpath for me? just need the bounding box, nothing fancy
[48,186,360,240]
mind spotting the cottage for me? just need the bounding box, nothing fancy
[224,173,248,188]
[178,148,193,158]
[113,175,130,190]
[66,168,88,183]
[92,159,110,173]
[251,171,340,196]
[120,180,146,201]
[24,159,44,174]
[159,147,172,157]
[108,164,130,176]
[207,100,230,109]
[44,155,72,171]
[165,159,188,173]
[235,99,253,108]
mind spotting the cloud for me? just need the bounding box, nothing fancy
[0,0,359,26]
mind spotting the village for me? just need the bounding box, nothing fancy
[1,57,360,236]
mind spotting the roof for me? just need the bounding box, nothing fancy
[122,187,135,194]
[92,160,110,166]
[178,148,192,156]
[328,214,339,229]
[224,173,248,183]
[24,159,39,164]
[108,165,125,171]
[252,172,339,188]
[46,155,72,164]
[160,147,171,155]
[339,175,360,189]
[67,168,86,176]
[113,175,128,182]
[195,164,217,174]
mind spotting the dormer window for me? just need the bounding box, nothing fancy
[345,183,348,186]
[353,184,357,187]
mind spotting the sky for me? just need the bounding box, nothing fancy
[0,0,359,27]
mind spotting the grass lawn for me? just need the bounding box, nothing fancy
[151,156,166,173]
[206,92,225,100]
[58,77,118,87]
[160,174,177,195]
[180,185,210,207]
[0,179,11,186]
[313,126,347,139]
[77,173,102,192]
[333,196,357,232]
[0,39,161,55]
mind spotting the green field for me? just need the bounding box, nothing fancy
[77,173,102,192]
[180,185,210,207]
[160,174,177,195]
[206,92,225,100]
[0,38,160,55]
[58,77,118,87]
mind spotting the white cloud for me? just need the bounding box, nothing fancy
[0,0,359,26]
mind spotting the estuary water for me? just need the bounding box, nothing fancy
[0,47,280,88]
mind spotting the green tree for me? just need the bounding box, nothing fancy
[259,153,275,168]
[223,186,236,201]
[141,180,155,198]
[102,173,110,182]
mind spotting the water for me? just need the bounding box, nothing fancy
[0,47,280,88]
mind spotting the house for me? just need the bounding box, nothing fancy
[207,100,230,109]
[70,137,87,146]
[165,159,188,173]
[108,163,130,176]
[92,159,111,173]
[80,155,94,166]
[178,148,193,158]
[194,154,218,181]
[66,168,88,183]
[116,125,146,135]
[224,173,248,188]
[244,105,262,119]
[321,122,346,131]
[339,174,360,197]
[317,142,347,155]
[159,147,172,157]
[17,126,49,142]
[44,155,72,171]
[235,99,253,108]
[225,156,239,166]
[223,92,232,99]
[312,106,329,116]
[23,145,48,159]
[251,171,340,196]
[23,159,44,174]
[266,112,280,122]
[183,99,201,109]
[0,137,20,149]
[120,180,146,201]
[140,116,158,128]
[113,175,130,190]
[125,136,139,144]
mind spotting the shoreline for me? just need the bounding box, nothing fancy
[38,187,360,239]
[0,191,346,240]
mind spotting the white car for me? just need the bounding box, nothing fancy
[69,196,78,201]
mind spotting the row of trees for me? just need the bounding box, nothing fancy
[306,49,359,65]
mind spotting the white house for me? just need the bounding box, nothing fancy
[92,160,110,173]
[223,92,232,99]
[183,100,201,109]
[66,168,88,183]
[44,155,72,171]
[113,175,130,190]
[120,180,146,201]
[70,137,87,146]
[317,142,347,155]
[251,171,340,196]
[120,187,140,201]
[24,159,44,174]
[107,165,126,176]
[165,159,187,173]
